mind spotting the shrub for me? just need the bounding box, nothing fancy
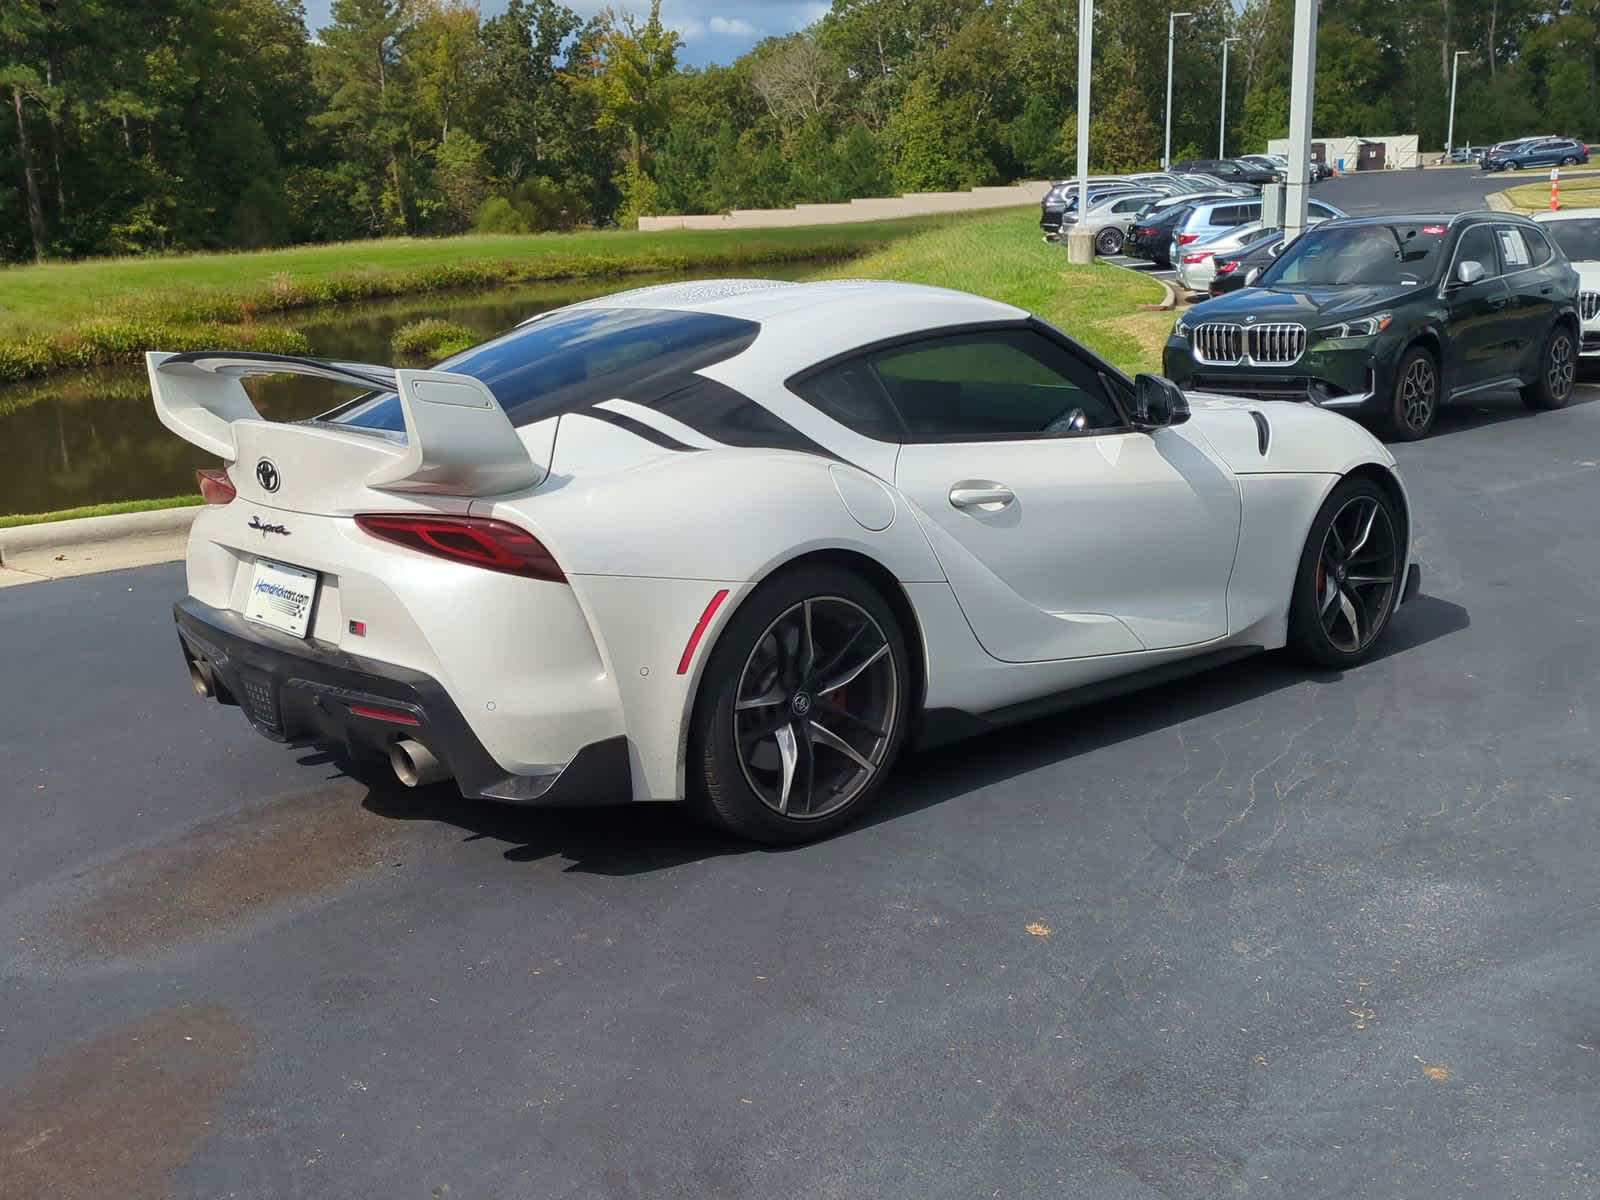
[391,318,477,360]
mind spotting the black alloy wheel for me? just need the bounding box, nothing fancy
[1387,346,1439,441]
[1288,478,1403,668]
[1523,325,1576,410]
[689,566,910,843]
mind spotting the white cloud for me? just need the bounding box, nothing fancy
[709,16,758,35]
[667,15,708,38]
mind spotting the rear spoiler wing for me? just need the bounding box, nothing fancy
[146,350,541,496]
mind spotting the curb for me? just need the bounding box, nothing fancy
[1101,256,1179,311]
[0,505,200,564]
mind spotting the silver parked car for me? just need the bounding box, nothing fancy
[1173,201,1346,294]
[1169,197,1344,265]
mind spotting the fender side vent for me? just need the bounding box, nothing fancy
[1249,410,1270,456]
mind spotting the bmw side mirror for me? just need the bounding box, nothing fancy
[1454,259,1486,287]
[1245,267,1262,286]
[1133,373,1191,428]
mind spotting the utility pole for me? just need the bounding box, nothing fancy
[1067,0,1098,263]
[1284,0,1318,240]
[1219,37,1240,158]
[1445,49,1469,160]
[1163,11,1192,169]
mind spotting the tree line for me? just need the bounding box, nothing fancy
[2,0,1596,264]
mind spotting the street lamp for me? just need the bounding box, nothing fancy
[1219,36,1240,158]
[1163,11,1192,169]
[1445,49,1470,160]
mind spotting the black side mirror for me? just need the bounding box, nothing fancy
[1133,373,1191,428]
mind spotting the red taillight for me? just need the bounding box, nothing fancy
[354,513,565,582]
[677,588,730,675]
[1177,232,1200,245]
[1136,226,1154,236]
[1182,252,1212,264]
[196,467,236,505]
[1216,260,1240,275]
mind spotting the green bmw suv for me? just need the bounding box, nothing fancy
[1162,212,1582,439]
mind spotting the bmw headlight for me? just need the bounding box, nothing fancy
[1317,312,1393,340]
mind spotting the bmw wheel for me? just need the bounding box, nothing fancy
[1385,345,1439,441]
[1096,226,1125,255]
[1287,478,1404,669]
[689,566,911,843]
[1522,324,1576,410]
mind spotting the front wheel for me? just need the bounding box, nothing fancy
[1287,478,1404,669]
[1384,346,1439,441]
[688,566,911,843]
[1522,324,1576,410]
[1096,226,1125,255]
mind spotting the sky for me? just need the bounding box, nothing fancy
[301,1,830,67]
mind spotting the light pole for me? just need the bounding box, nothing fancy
[1445,49,1469,160]
[1284,0,1319,239]
[1163,11,1192,169]
[1219,36,1240,158]
[1067,0,1097,263]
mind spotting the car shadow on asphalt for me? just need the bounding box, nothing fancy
[354,593,1469,875]
[1422,378,1599,440]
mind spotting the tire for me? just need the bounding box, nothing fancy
[1561,156,1578,166]
[687,565,911,844]
[1096,226,1125,255]
[1508,160,1522,170]
[1521,323,1577,410]
[1384,345,1440,441]
[1287,477,1405,669]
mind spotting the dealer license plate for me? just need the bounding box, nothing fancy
[244,558,319,638]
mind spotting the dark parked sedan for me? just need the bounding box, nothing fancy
[1129,203,1200,267]
[1170,158,1279,186]
[1209,227,1290,296]
[1163,212,1582,440]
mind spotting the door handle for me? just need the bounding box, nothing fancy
[949,483,1015,510]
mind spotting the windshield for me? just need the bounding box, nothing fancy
[1259,222,1448,287]
[1545,218,1600,263]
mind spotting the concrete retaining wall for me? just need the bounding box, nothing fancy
[639,181,1053,231]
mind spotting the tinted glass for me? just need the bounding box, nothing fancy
[1308,201,1339,218]
[789,360,902,441]
[1262,222,1450,286]
[868,330,1123,439]
[325,306,759,431]
[1544,217,1600,261]
[1454,224,1501,277]
[1523,228,1553,266]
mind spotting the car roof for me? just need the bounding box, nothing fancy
[558,278,1027,330]
[1532,209,1600,223]
[1319,210,1534,229]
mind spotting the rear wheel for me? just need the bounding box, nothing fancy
[1508,160,1522,170]
[1287,478,1403,669]
[1561,156,1579,166]
[688,566,911,843]
[1522,324,1576,410]
[1096,226,1125,255]
[1384,345,1439,441]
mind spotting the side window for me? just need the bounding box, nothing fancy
[1114,197,1146,213]
[1453,225,1501,278]
[1523,228,1553,267]
[867,329,1124,440]
[788,359,902,441]
[1496,226,1532,270]
[1309,201,1337,218]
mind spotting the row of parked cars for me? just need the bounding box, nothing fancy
[1449,135,1593,170]
[1160,207,1600,441]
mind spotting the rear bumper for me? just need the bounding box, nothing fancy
[174,597,630,806]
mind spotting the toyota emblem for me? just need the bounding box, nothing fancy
[255,458,281,492]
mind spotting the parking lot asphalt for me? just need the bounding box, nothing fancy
[4,376,1600,1199]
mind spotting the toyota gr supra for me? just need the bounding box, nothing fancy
[151,279,1420,843]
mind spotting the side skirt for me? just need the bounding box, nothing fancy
[914,643,1265,749]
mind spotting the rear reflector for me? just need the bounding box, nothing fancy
[355,513,565,582]
[348,703,420,726]
[196,467,236,505]
[677,588,730,675]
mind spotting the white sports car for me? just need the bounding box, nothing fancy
[151,279,1420,843]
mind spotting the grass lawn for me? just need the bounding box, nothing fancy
[1503,174,1600,211]
[0,495,199,529]
[0,218,953,337]
[818,207,1170,375]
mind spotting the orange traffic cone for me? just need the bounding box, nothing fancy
[1551,167,1561,211]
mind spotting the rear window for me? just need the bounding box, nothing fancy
[324,306,759,431]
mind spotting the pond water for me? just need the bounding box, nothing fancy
[0,264,819,516]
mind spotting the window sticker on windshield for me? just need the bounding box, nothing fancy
[1499,230,1531,267]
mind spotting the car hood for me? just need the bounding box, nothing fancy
[1573,261,1600,291]
[1186,282,1430,322]
[1180,394,1396,476]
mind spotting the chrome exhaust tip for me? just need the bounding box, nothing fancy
[390,739,449,788]
[188,658,215,699]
